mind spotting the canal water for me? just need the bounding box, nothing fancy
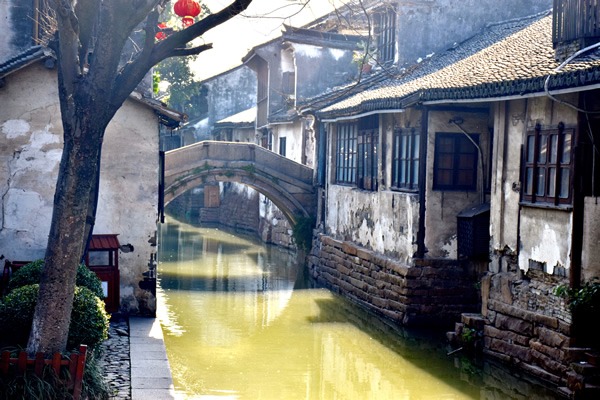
[157,217,559,400]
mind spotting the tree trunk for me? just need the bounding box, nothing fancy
[27,111,104,354]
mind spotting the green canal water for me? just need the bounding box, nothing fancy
[157,217,560,400]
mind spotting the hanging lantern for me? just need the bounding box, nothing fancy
[174,0,201,28]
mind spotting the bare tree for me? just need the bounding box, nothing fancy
[28,0,253,354]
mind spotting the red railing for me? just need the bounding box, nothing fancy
[553,0,600,46]
[0,345,87,400]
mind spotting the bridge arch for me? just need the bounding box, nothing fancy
[162,141,316,226]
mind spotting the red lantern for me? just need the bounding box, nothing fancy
[174,0,201,28]
[155,23,168,40]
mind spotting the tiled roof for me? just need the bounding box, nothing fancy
[214,107,256,128]
[0,46,52,79]
[318,11,600,119]
[89,234,120,251]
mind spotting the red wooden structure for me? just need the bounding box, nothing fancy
[0,345,87,400]
[85,234,121,313]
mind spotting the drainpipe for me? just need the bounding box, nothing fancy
[450,118,486,205]
[416,108,428,258]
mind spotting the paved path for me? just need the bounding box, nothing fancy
[129,317,176,399]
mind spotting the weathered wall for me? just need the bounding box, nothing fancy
[582,197,600,281]
[490,95,578,275]
[0,63,159,314]
[294,43,356,101]
[481,263,573,384]
[482,94,587,385]
[325,186,418,262]
[395,0,553,66]
[217,182,260,233]
[308,234,480,327]
[0,0,35,64]
[489,100,524,266]
[272,121,303,163]
[204,66,256,136]
[259,195,294,249]
[425,109,491,258]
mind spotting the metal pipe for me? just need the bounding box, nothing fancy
[450,119,486,205]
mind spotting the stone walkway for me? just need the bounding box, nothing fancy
[97,315,176,399]
[98,315,132,399]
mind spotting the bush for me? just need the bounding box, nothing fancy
[0,284,109,350]
[0,284,38,343]
[8,260,104,299]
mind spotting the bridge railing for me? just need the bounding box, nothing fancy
[165,141,314,184]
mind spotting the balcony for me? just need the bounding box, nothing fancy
[553,0,600,48]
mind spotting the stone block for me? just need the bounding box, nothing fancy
[537,326,568,348]
[488,337,532,363]
[356,247,372,261]
[341,241,358,256]
[495,313,533,336]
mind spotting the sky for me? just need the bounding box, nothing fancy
[188,0,346,81]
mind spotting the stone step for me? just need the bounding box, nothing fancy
[461,313,485,329]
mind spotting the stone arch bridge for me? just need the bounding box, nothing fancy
[161,141,316,225]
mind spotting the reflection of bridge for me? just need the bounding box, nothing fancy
[162,141,316,225]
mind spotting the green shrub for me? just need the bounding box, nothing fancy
[0,284,38,343]
[292,215,315,252]
[69,286,109,350]
[0,284,109,350]
[8,260,104,299]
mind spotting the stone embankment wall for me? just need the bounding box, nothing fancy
[482,253,575,384]
[307,233,481,327]
[201,183,295,248]
[216,183,260,233]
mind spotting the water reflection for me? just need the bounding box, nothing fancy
[157,217,558,400]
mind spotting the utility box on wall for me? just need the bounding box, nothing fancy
[85,234,120,313]
[457,203,490,260]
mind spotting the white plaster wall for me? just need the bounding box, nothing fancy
[272,121,303,164]
[489,100,525,257]
[94,100,159,312]
[325,186,418,262]
[0,65,62,260]
[518,208,572,273]
[0,63,159,313]
[425,110,490,258]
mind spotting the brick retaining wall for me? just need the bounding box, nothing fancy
[482,253,576,384]
[307,233,481,328]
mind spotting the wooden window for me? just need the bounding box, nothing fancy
[523,123,573,205]
[374,7,396,64]
[357,116,379,191]
[392,127,419,190]
[335,123,358,185]
[433,133,479,191]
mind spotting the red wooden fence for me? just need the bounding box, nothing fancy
[0,344,87,400]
